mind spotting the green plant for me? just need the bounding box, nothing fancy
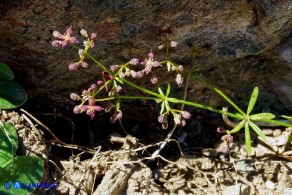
[52,27,292,157]
[0,63,44,194]
[0,123,44,194]
[0,63,27,109]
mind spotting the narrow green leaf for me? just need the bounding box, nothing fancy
[259,119,292,128]
[0,122,18,165]
[114,77,123,84]
[248,121,267,141]
[244,122,252,156]
[228,120,245,134]
[167,61,171,72]
[212,87,245,115]
[249,113,275,121]
[0,63,14,80]
[160,101,165,114]
[166,84,171,97]
[0,79,27,109]
[281,115,292,121]
[158,87,164,96]
[247,87,259,115]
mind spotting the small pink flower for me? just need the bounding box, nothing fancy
[69,62,78,71]
[52,26,78,48]
[81,98,104,119]
[143,51,161,74]
[170,41,178,47]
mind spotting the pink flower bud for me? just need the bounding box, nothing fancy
[119,72,125,78]
[78,49,84,57]
[69,62,78,71]
[80,29,88,37]
[175,74,183,87]
[110,65,119,72]
[158,45,164,49]
[81,61,89,68]
[116,111,123,120]
[70,93,80,100]
[151,76,158,84]
[158,114,165,123]
[97,80,103,85]
[116,85,122,92]
[181,111,191,119]
[170,41,178,47]
[73,106,82,114]
[91,33,97,40]
[217,127,225,133]
[90,84,97,91]
[130,58,139,65]
[177,65,183,73]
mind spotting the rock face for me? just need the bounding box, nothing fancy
[0,0,292,113]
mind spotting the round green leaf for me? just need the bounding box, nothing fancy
[0,156,44,195]
[0,79,27,109]
[0,122,18,165]
[0,63,14,80]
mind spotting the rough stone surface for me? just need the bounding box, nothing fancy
[0,0,292,113]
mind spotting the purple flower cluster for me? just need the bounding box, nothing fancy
[158,110,191,129]
[52,27,97,71]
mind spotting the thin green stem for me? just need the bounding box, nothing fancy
[177,99,243,120]
[119,78,161,98]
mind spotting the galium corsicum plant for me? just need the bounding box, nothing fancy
[0,63,44,195]
[52,27,292,156]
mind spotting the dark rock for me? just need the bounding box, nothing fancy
[0,0,291,114]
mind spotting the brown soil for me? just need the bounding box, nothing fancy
[0,109,291,195]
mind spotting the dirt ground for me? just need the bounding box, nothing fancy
[1,109,292,195]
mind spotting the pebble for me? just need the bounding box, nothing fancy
[235,159,254,172]
[273,129,282,137]
[200,157,214,171]
[265,180,275,190]
[262,129,273,136]
[222,183,250,195]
